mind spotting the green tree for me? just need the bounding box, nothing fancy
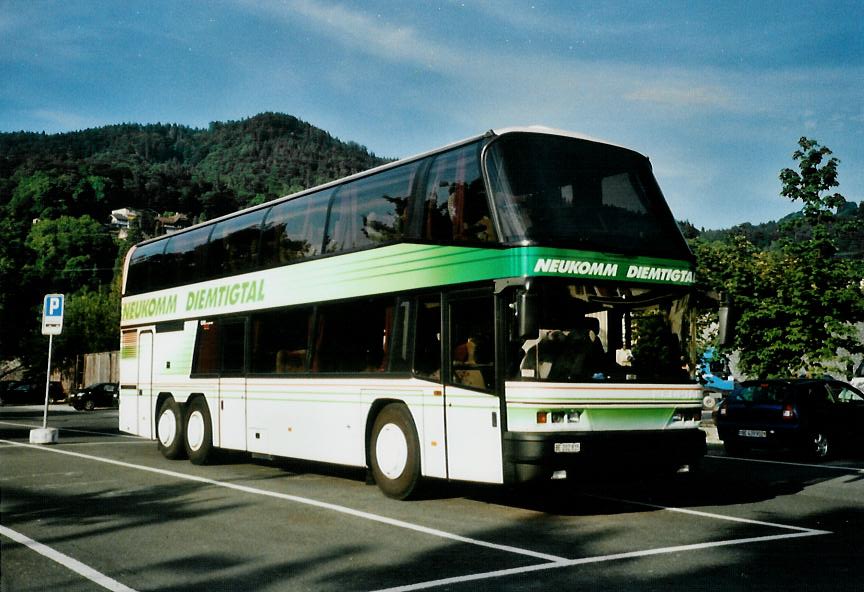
[779,138,846,229]
[53,287,121,369]
[24,215,117,293]
[697,138,864,378]
[0,213,34,363]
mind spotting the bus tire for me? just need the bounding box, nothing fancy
[369,404,421,500]
[184,397,214,465]
[156,397,186,460]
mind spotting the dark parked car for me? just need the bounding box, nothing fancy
[70,382,119,410]
[0,380,65,405]
[716,378,864,459]
[0,380,22,405]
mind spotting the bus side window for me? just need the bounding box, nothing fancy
[325,164,418,254]
[413,295,442,379]
[387,299,412,373]
[449,295,494,390]
[260,190,330,267]
[162,225,212,288]
[423,143,496,244]
[126,240,166,295]
[192,320,220,375]
[220,318,247,375]
[208,209,267,277]
[249,307,312,374]
[312,297,394,373]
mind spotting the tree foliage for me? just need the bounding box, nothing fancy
[695,138,864,378]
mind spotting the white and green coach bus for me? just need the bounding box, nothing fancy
[119,126,705,498]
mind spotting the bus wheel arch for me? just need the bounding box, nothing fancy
[156,394,186,460]
[184,395,214,465]
[368,402,422,500]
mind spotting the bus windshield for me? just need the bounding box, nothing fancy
[485,132,690,260]
[509,281,694,384]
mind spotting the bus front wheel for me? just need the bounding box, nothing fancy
[370,404,421,500]
[157,397,186,460]
[184,397,214,465]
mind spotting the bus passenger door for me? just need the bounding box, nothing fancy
[444,292,503,484]
[137,330,154,438]
[218,318,247,451]
[412,294,447,479]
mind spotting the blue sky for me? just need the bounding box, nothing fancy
[1,0,861,230]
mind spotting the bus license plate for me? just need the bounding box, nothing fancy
[554,442,581,453]
[738,429,767,438]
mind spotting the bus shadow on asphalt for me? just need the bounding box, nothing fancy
[427,466,814,516]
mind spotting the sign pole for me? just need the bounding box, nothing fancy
[42,333,53,429]
[31,293,64,445]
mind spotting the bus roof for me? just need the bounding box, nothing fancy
[128,126,640,251]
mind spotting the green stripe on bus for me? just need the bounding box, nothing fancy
[121,244,694,324]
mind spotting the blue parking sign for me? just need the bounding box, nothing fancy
[42,293,64,335]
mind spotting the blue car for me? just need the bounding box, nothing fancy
[716,379,864,459]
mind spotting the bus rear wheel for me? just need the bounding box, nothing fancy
[157,397,186,460]
[184,397,214,465]
[370,404,421,500]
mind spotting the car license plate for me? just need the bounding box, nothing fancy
[738,429,767,438]
[554,442,581,453]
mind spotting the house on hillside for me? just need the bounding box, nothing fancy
[110,208,140,239]
[155,213,190,235]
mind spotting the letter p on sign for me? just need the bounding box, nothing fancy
[42,293,64,335]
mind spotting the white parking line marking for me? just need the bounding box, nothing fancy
[0,524,138,592]
[372,530,828,592]
[584,494,830,534]
[707,454,864,473]
[0,440,566,563]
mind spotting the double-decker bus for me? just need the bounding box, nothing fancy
[119,126,705,498]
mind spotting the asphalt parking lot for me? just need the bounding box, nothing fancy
[2,405,862,591]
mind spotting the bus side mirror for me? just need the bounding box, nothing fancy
[718,298,736,347]
[517,292,539,340]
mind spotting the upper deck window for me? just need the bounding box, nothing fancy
[485,133,690,259]
[208,208,267,278]
[422,142,496,243]
[261,189,331,266]
[161,225,213,288]
[324,163,418,254]
[126,240,166,295]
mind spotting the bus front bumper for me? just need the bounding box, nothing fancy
[503,428,707,484]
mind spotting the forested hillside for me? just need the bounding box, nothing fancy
[0,112,385,223]
[0,113,386,373]
[686,202,864,259]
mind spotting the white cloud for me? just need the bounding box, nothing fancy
[239,0,466,72]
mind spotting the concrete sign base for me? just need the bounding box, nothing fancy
[29,427,59,444]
